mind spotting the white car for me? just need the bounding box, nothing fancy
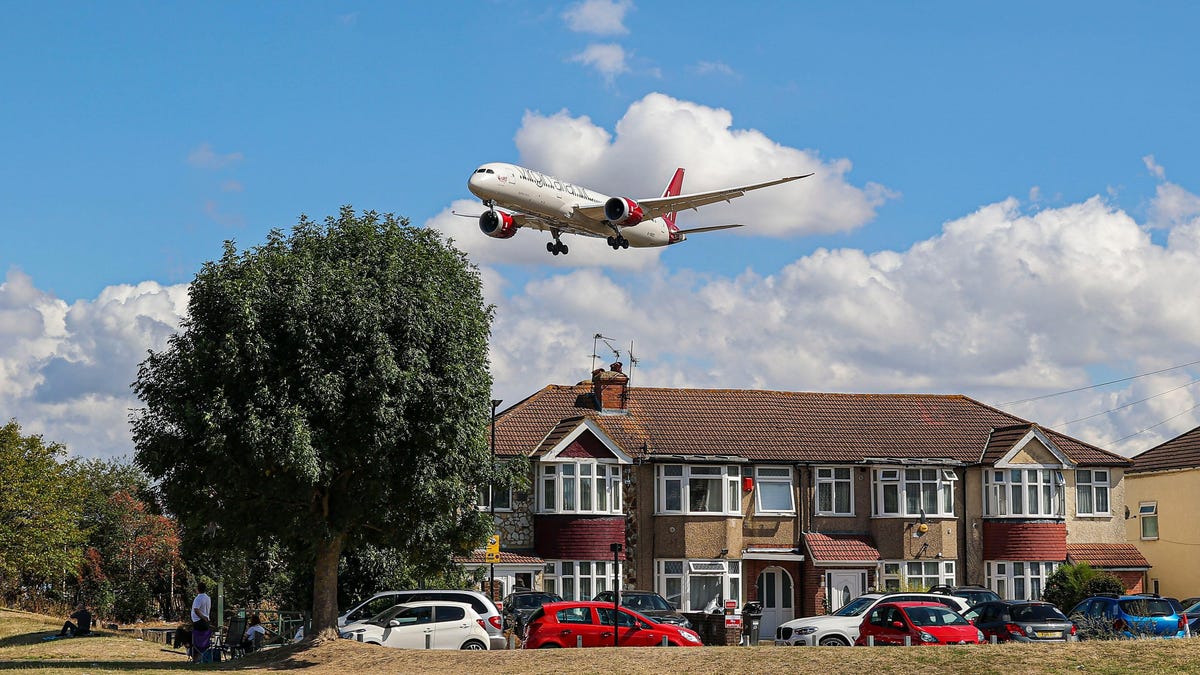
[774,592,973,646]
[339,601,490,650]
[339,589,504,649]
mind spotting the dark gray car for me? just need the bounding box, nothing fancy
[964,600,1076,642]
[593,590,692,630]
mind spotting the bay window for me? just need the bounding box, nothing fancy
[1076,470,1110,516]
[986,561,1059,600]
[815,467,853,516]
[879,560,956,591]
[872,467,956,517]
[656,464,742,515]
[983,468,1064,517]
[655,559,741,611]
[543,560,618,601]
[539,461,623,514]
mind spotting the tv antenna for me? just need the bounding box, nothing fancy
[591,333,620,372]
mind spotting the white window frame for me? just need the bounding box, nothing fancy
[983,468,1064,518]
[543,560,619,601]
[654,559,741,612]
[538,461,623,515]
[1075,469,1111,517]
[814,466,854,516]
[985,560,1059,601]
[754,466,796,515]
[878,559,956,591]
[1140,502,1159,540]
[655,464,743,516]
[871,467,956,517]
[477,485,513,512]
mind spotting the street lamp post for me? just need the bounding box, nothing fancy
[489,399,502,603]
[610,542,623,648]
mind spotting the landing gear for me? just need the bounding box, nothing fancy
[606,235,629,249]
[547,234,568,256]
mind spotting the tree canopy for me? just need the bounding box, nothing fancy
[132,208,498,636]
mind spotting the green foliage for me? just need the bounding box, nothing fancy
[0,420,86,600]
[1083,573,1126,597]
[131,207,501,632]
[1043,562,1099,613]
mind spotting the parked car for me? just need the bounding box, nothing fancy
[338,601,490,650]
[962,600,1076,642]
[521,601,703,648]
[928,584,1002,607]
[1069,594,1188,639]
[338,590,504,649]
[592,590,692,630]
[854,601,983,646]
[1182,600,1200,636]
[501,589,562,635]
[775,592,972,646]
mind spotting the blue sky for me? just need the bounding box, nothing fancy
[3,1,1200,459]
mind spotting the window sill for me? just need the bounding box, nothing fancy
[753,511,797,518]
[813,512,856,518]
[1074,514,1113,519]
[654,512,744,518]
[1141,537,1159,541]
[870,514,956,520]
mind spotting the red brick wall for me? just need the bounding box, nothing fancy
[1108,570,1145,594]
[558,433,613,459]
[981,521,1067,560]
[534,515,626,560]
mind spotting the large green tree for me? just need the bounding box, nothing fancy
[132,208,497,637]
[0,420,85,602]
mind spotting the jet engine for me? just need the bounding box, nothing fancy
[479,210,519,239]
[604,197,644,226]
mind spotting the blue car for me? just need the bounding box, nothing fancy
[1069,594,1188,639]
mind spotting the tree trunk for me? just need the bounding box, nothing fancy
[311,532,346,639]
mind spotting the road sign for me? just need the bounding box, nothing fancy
[486,534,501,555]
[485,551,501,563]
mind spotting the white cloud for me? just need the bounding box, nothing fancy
[569,43,630,84]
[513,93,892,236]
[563,0,632,36]
[187,142,244,169]
[483,178,1200,458]
[692,61,736,77]
[1143,154,1166,180]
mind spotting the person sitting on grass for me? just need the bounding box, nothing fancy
[241,614,267,653]
[58,603,92,637]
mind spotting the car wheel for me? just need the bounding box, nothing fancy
[539,643,561,648]
[460,640,487,650]
[818,635,850,646]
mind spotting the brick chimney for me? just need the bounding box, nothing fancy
[592,361,629,412]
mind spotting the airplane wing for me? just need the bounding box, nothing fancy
[675,223,744,235]
[574,173,813,223]
[451,209,604,238]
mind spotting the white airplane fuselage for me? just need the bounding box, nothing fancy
[467,162,673,247]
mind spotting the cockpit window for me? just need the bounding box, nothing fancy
[475,169,487,174]
[485,169,494,173]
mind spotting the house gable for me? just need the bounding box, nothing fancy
[538,417,633,464]
[994,427,1075,469]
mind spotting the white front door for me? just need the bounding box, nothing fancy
[755,567,794,641]
[827,571,864,613]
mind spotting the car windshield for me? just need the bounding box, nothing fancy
[904,606,968,627]
[513,593,560,609]
[1186,601,1200,616]
[1119,598,1175,617]
[1011,604,1068,622]
[366,604,406,625]
[958,590,1000,604]
[624,594,672,612]
[835,597,876,617]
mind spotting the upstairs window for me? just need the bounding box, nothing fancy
[872,467,956,517]
[754,466,795,515]
[1076,469,1110,516]
[656,464,742,516]
[814,467,853,516]
[984,469,1064,517]
[1140,502,1159,540]
[539,461,623,515]
[477,485,513,512]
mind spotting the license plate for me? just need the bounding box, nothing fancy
[1035,631,1060,638]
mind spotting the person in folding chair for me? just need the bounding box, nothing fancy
[241,614,267,654]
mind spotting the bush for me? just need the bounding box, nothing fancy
[1043,563,1097,613]
[1083,574,1126,597]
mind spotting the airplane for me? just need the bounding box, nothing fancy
[463,162,812,255]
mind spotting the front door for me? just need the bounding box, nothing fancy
[755,567,794,640]
[827,571,864,613]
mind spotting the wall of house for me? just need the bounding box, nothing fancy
[1125,469,1199,598]
[495,488,535,550]
[1065,467,1127,543]
[964,468,985,584]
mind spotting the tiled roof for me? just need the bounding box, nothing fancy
[980,424,1034,464]
[804,532,881,562]
[982,522,1066,561]
[1129,425,1200,474]
[453,550,545,565]
[1066,543,1150,569]
[493,384,1128,467]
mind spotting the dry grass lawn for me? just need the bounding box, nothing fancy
[4,607,1200,673]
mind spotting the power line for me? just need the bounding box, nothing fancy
[998,359,1200,406]
[1111,401,1200,445]
[1053,378,1200,428]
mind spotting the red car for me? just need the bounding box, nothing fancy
[854,601,983,646]
[522,601,703,648]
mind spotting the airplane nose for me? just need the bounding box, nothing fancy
[467,170,488,197]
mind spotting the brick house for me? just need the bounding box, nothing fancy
[474,363,1136,637]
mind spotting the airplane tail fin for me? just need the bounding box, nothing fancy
[661,168,684,229]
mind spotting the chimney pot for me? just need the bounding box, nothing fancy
[611,361,623,373]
